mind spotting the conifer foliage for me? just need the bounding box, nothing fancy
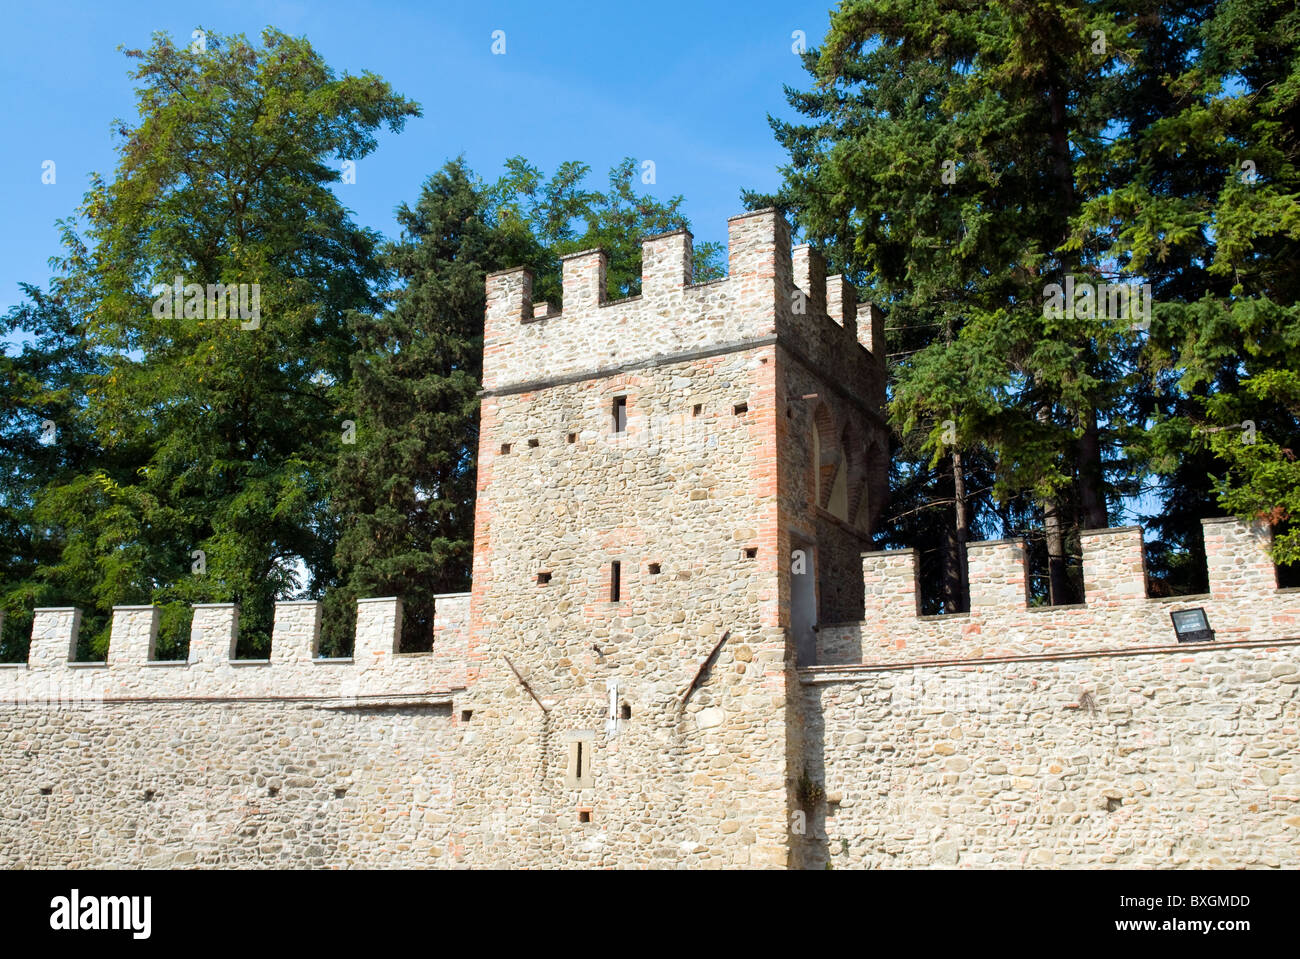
[750,0,1300,602]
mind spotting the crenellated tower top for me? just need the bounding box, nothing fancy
[482,209,885,398]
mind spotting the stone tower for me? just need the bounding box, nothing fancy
[454,209,888,867]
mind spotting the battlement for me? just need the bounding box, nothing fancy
[0,593,470,702]
[817,517,1300,666]
[482,210,884,397]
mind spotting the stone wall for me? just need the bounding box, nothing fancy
[0,699,461,868]
[801,515,1300,869]
[777,352,886,629]
[458,348,789,866]
[0,594,470,868]
[799,640,1300,868]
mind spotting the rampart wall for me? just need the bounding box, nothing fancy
[799,518,1300,869]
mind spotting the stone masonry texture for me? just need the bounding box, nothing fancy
[0,211,1297,868]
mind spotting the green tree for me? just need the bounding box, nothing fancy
[750,0,1150,604]
[326,159,543,653]
[1077,0,1300,566]
[0,269,105,659]
[491,157,725,306]
[36,27,418,657]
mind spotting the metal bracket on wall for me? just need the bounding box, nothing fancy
[503,655,550,713]
[679,630,731,705]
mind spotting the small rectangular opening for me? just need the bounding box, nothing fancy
[528,438,539,448]
[733,402,748,415]
[647,562,661,575]
[610,561,621,602]
[692,403,703,417]
[537,571,552,585]
[461,709,473,723]
[578,809,592,824]
[612,396,628,433]
[744,547,758,559]
[500,442,511,455]
[567,432,577,444]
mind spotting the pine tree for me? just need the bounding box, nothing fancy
[1079,0,1300,567]
[326,159,542,653]
[749,0,1148,604]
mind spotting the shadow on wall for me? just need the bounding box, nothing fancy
[794,692,831,869]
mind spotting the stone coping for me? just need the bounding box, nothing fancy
[801,634,1300,683]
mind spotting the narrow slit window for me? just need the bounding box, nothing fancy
[612,396,628,433]
[610,561,622,602]
[565,738,593,788]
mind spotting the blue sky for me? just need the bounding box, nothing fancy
[1,0,837,322]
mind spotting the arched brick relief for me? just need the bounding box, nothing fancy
[855,431,890,533]
[824,423,850,521]
[842,422,871,527]
[812,403,841,510]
